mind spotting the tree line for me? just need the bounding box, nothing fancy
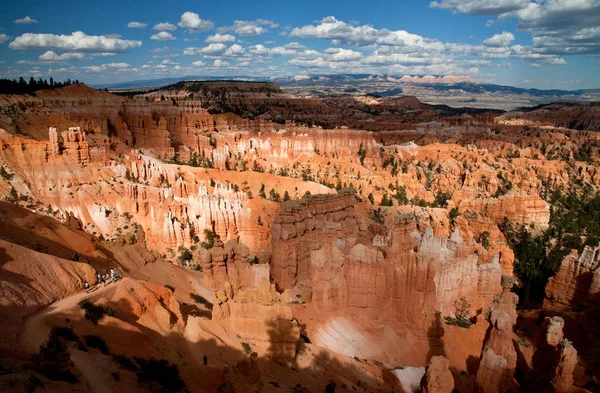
[0,77,81,95]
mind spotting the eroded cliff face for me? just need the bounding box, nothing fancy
[544,246,600,312]
[269,190,503,367]
[3,85,600,393]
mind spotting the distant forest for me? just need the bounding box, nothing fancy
[0,77,81,95]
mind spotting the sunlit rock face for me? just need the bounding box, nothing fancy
[270,190,503,366]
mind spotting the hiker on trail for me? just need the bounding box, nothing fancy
[110,268,115,282]
[96,273,102,285]
[83,281,89,290]
[203,355,207,366]
[72,252,79,262]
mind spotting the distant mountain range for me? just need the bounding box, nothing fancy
[93,74,600,110]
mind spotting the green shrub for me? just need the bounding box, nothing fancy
[135,358,186,393]
[81,301,114,324]
[84,335,109,355]
[241,342,252,354]
[190,293,213,310]
[34,328,78,383]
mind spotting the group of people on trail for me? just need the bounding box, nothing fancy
[83,268,121,291]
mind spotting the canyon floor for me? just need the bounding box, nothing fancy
[0,81,599,393]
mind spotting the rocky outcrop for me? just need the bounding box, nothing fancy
[421,356,454,393]
[475,280,518,393]
[544,246,600,311]
[48,126,90,164]
[270,190,503,366]
[552,339,578,393]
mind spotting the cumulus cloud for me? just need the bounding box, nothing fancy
[434,0,600,57]
[39,51,86,61]
[429,0,530,15]
[223,44,245,56]
[153,22,177,31]
[0,34,9,44]
[178,12,214,32]
[218,19,279,36]
[127,21,147,28]
[205,33,236,43]
[150,31,175,41]
[213,59,230,67]
[192,60,205,66]
[183,43,226,55]
[9,31,142,52]
[14,16,38,24]
[483,31,515,46]
[325,48,363,61]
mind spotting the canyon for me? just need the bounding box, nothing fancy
[0,81,599,393]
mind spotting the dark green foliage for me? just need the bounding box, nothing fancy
[433,192,451,208]
[190,293,213,310]
[241,342,252,354]
[112,354,138,372]
[380,193,393,206]
[449,207,460,222]
[357,143,367,165]
[8,187,18,202]
[0,77,76,94]
[369,208,385,225]
[84,335,109,355]
[494,172,513,197]
[257,215,263,226]
[0,166,14,180]
[392,185,409,205]
[283,190,290,201]
[501,187,600,303]
[201,229,215,249]
[443,298,472,328]
[259,183,266,198]
[135,358,186,393]
[35,327,78,383]
[53,326,78,342]
[268,188,281,202]
[178,247,193,263]
[249,256,259,264]
[80,301,114,324]
[476,231,491,249]
[367,193,374,205]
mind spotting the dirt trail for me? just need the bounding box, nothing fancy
[19,282,120,353]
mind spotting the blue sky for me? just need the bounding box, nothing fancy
[0,0,599,89]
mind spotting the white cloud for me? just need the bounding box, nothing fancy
[218,19,279,36]
[153,22,177,31]
[224,44,245,56]
[429,0,530,15]
[213,59,230,67]
[39,51,86,61]
[0,34,8,44]
[103,34,122,39]
[205,33,236,43]
[127,21,147,28]
[192,60,205,66]
[14,16,38,24]
[150,31,175,41]
[9,31,142,52]
[178,12,214,32]
[486,19,496,27]
[483,31,515,46]
[184,43,226,55]
[326,48,363,61]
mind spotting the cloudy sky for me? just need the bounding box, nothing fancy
[0,0,599,89]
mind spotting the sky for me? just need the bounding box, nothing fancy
[0,0,599,89]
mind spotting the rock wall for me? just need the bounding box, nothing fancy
[270,190,503,365]
[544,246,600,311]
